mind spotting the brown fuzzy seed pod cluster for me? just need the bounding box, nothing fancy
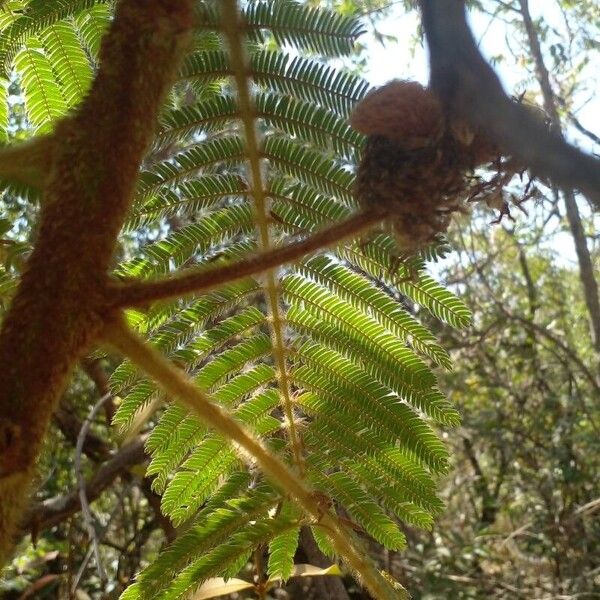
[350,80,444,149]
[351,80,501,250]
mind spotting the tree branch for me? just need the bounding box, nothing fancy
[462,437,498,526]
[54,400,111,462]
[503,310,600,399]
[0,135,55,191]
[107,211,382,309]
[558,100,600,147]
[418,0,600,208]
[24,437,146,533]
[82,357,115,423]
[515,0,600,354]
[75,393,113,583]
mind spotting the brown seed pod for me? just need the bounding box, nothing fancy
[354,134,468,250]
[349,80,444,149]
[350,79,524,253]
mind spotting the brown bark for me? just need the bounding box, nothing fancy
[517,0,600,355]
[0,0,194,566]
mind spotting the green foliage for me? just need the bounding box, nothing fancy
[120,481,292,600]
[0,0,105,75]
[38,22,93,107]
[0,0,104,132]
[1,0,470,597]
[267,503,302,581]
[0,79,7,141]
[1,1,599,598]
[14,40,68,130]
[104,1,470,595]
[405,218,600,597]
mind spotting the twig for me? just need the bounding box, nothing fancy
[418,0,600,208]
[108,211,382,309]
[359,0,403,18]
[504,312,600,407]
[74,393,112,586]
[54,400,110,462]
[556,96,600,147]
[71,479,136,595]
[516,0,600,354]
[72,546,95,594]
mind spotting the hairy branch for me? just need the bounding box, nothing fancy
[0,135,55,191]
[108,211,382,309]
[104,315,402,600]
[419,0,600,208]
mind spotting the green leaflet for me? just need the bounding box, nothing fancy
[298,254,453,368]
[196,0,365,57]
[154,91,363,162]
[180,49,370,117]
[0,0,105,76]
[267,502,301,582]
[241,0,365,57]
[341,235,473,328]
[75,4,111,60]
[310,470,407,550]
[264,135,356,207]
[121,482,284,600]
[291,364,450,473]
[14,39,68,131]
[0,79,7,142]
[161,389,281,524]
[38,21,93,107]
[126,175,251,230]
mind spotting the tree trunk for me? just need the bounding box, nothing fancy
[286,527,351,600]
